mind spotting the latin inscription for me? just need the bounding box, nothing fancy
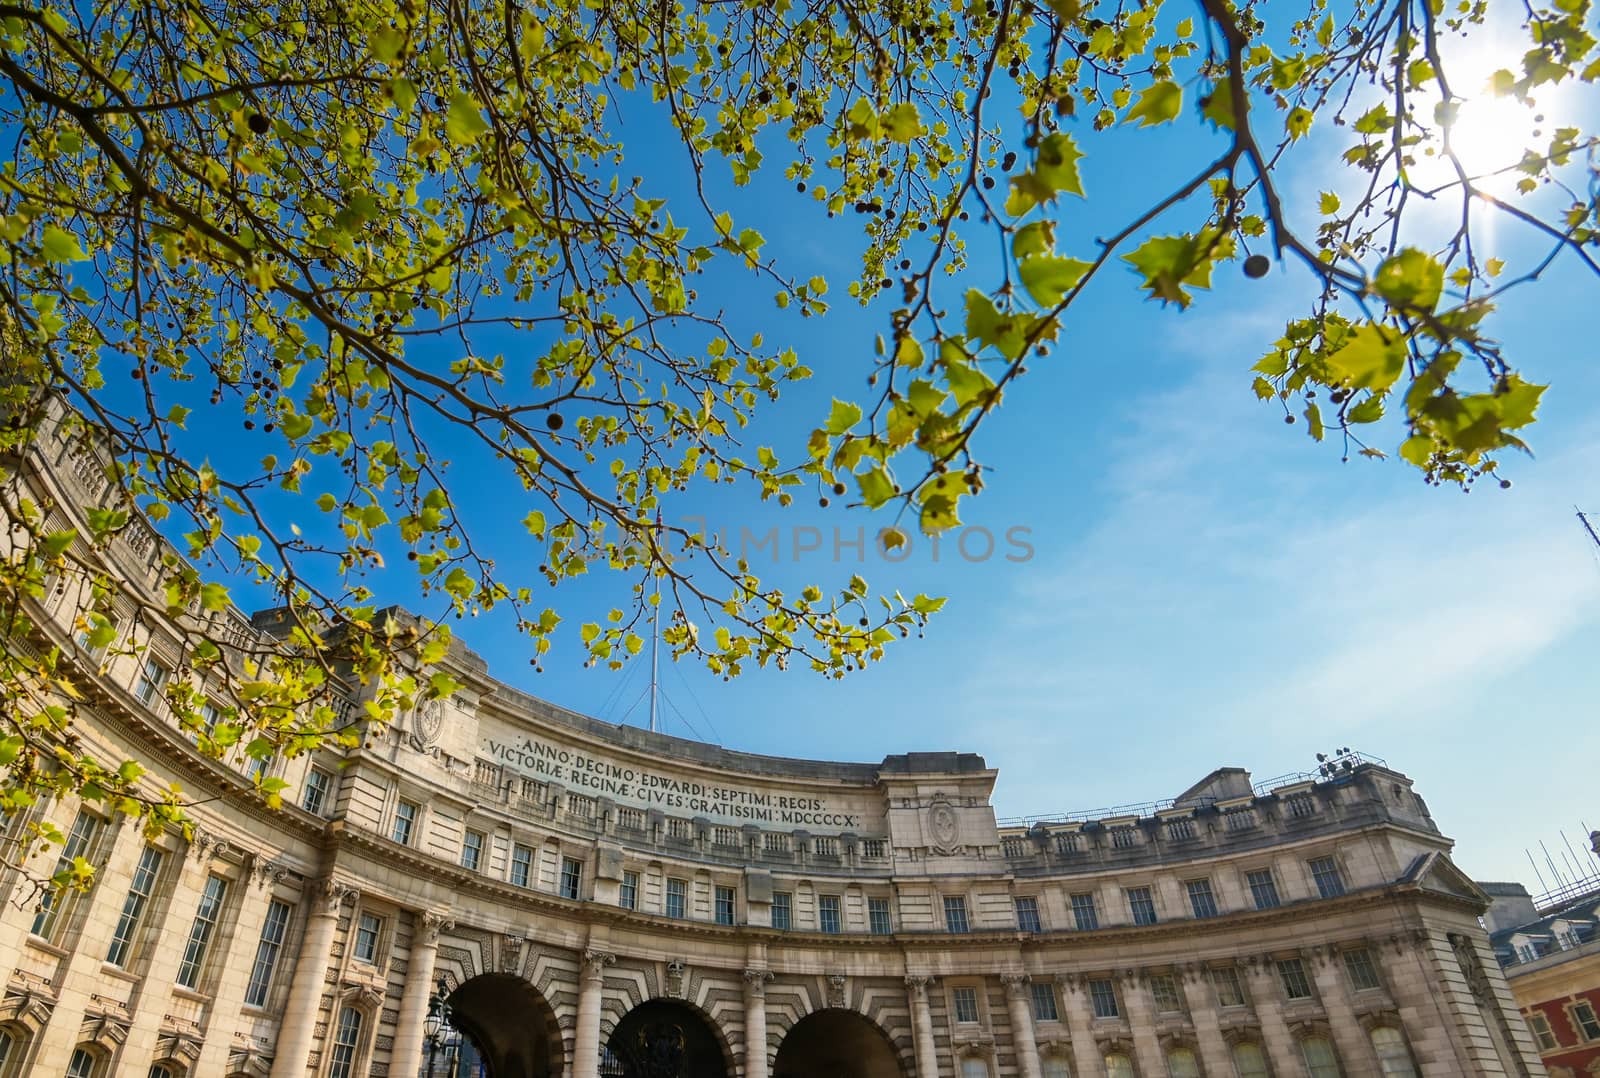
[482,735,861,829]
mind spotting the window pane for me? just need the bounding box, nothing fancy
[666,878,686,918]
[32,810,103,938]
[868,897,892,935]
[302,768,332,815]
[511,845,532,888]
[944,896,969,933]
[1015,896,1041,933]
[560,858,582,900]
[1041,1057,1071,1078]
[1301,1036,1341,1078]
[1105,1054,1134,1078]
[107,846,164,966]
[392,801,417,845]
[245,899,293,1007]
[67,1048,96,1078]
[1370,1028,1417,1077]
[461,831,483,871]
[952,986,980,1023]
[1212,966,1245,1008]
[1151,974,1183,1014]
[1575,1002,1600,1040]
[1309,857,1345,898]
[1127,887,1157,925]
[1246,869,1280,910]
[176,874,227,988]
[329,1007,363,1078]
[1343,947,1382,991]
[818,895,840,933]
[772,892,792,930]
[1232,1043,1269,1078]
[1088,979,1119,1018]
[1166,1047,1200,1078]
[1031,982,1059,1022]
[716,886,737,926]
[1070,893,1098,930]
[1278,958,1313,1000]
[355,912,381,963]
[620,871,638,910]
[960,1058,989,1078]
[1186,880,1218,918]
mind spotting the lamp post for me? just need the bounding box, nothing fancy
[423,977,450,1077]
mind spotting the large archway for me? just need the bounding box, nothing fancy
[445,973,564,1078]
[602,998,733,1078]
[773,1009,906,1078]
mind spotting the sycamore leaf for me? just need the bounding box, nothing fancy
[1373,248,1444,312]
[1124,81,1182,126]
[1019,254,1092,306]
[41,225,88,262]
[883,102,925,142]
[964,290,1028,359]
[824,399,862,435]
[1325,323,1406,390]
[445,92,490,145]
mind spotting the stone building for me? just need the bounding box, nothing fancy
[1482,877,1600,1076]
[0,399,1550,1077]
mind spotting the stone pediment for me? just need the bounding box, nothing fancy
[1405,852,1490,904]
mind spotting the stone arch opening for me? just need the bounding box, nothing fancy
[773,1008,906,1078]
[602,998,733,1078]
[446,973,564,1078]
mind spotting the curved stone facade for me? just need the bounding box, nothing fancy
[0,402,1549,1077]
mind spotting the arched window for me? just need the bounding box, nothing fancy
[1230,1042,1268,1078]
[66,1046,101,1078]
[1041,1055,1073,1078]
[1299,1035,1341,1078]
[328,1007,364,1078]
[0,1028,15,1078]
[1166,1046,1200,1078]
[147,1063,183,1078]
[1105,1053,1136,1078]
[960,1057,991,1078]
[1370,1027,1419,1077]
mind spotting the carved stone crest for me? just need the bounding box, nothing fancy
[927,793,961,855]
[827,974,847,1008]
[410,697,445,749]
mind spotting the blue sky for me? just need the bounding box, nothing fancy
[106,10,1600,888]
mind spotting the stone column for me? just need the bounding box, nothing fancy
[1056,975,1106,1078]
[1181,964,1233,1076]
[1001,974,1042,1078]
[572,949,615,1078]
[270,879,357,1078]
[1309,946,1376,1071]
[743,968,774,1078]
[1118,968,1165,1075]
[389,911,453,1078]
[906,975,940,1078]
[1242,955,1301,1078]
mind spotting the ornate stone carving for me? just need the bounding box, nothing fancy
[582,949,617,984]
[1000,973,1030,999]
[410,697,444,750]
[1448,932,1491,1003]
[311,877,358,916]
[826,973,847,1008]
[247,854,291,889]
[191,827,232,862]
[927,793,962,855]
[743,969,774,998]
[666,959,687,997]
[905,975,935,999]
[501,934,524,973]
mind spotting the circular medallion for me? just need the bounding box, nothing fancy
[414,698,444,746]
[928,795,960,853]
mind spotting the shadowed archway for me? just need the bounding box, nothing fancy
[602,999,732,1078]
[773,1009,906,1078]
[446,973,563,1078]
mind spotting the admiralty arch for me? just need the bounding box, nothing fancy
[0,400,1549,1076]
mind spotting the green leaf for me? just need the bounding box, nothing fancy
[446,92,490,145]
[1319,191,1341,214]
[1325,324,1406,391]
[1123,81,1182,126]
[1373,248,1444,312]
[1347,396,1385,423]
[824,399,862,435]
[1005,133,1085,216]
[523,510,546,538]
[1011,221,1055,259]
[41,225,88,262]
[856,466,895,507]
[1019,255,1092,306]
[199,582,230,611]
[0,735,22,767]
[1287,107,1313,141]
[1201,78,1235,129]
[883,102,925,142]
[963,290,1028,359]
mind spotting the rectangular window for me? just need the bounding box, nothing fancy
[107,846,164,966]
[1278,958,1313,1000]
[1031,982,1059,1022]
[818,894,841,933]
[1015,896,1041,933]
[943,895,970,933]
[1186,879,1219,919]
[461,830,484,872]
[560,857,583,900]
[1343,947,1382,991]
[1246,869,1281,910]
[1088,978,1119,1018]
[1126,886,1158,926]
[1527,1013,1558,1051]
[195,701,221,744]
[1070,892,1099,930]
[1574,1001,1600,1040]
[1151,974,1183,1014]
[329,1006,363,1078]
[244,899,293,1007]
[772,891,792,930]
[32,809,104,938]
[868,896,892,935]
[354,911,382,963]
[176,873,228,988]
[1212,966,1246,1008]
[716,885,737,926]
[952,986,980,1023]
[620,871,639,910]
[244,752,271,783]
[392,800,418,845]
[1308,857,1345,898]
[666,878,686,919]
[510,844,533,888]
[135,658,169,704]
[302,768,333,815]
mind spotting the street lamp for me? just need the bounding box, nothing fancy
[424,978,451,1076]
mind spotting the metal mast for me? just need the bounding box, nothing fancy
[649,570,661,734]
[1579,508,1600,552]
